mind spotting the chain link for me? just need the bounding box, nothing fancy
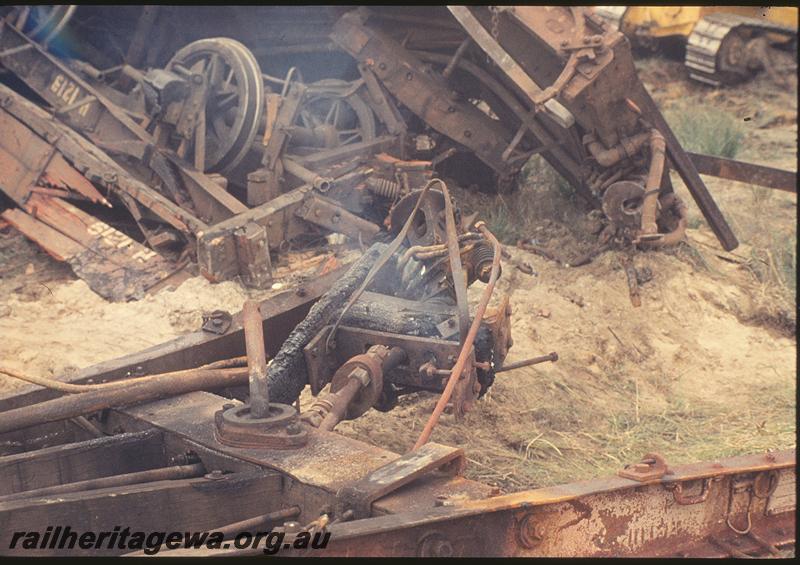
[490,6,500,41]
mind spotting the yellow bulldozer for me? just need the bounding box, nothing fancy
[593,6,798,86]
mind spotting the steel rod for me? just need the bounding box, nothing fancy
[213,506,303,539]
[495,352,558,373]
[0,463,205,503]
[243,300,270,418]
[0,368,248,434]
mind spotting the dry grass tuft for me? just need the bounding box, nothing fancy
[453,156,575,245]
[665,107,745,158]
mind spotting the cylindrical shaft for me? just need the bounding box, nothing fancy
[243,300,269,418]
[640,129,666,235]
[282,157,333,192]
[495,352,558,373]
[442,37,472,80]
[0,463,205,503]
[319,376,362,432]
[0,368,248,434]
[216,506,302,539]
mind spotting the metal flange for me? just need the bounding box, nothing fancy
[214,403,308,449]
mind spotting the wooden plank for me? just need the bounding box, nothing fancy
[197,185,309,282]
[0,84,206,235]
[21,194,181,301]
[40,152,109,205]
[0,430,165,496]
[0,470,282,556]
[0,111,55,205]
[0,208,83,261]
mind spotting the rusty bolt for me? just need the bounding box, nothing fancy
[583,37,591,45]
[560,40,569,48]
[379,62,387,70]
[286,423,303,436]
[222,403,235,410]
[447,106,456,113]
[283,521,302,534]
[204,469,225,480]
[406,72,413,81]
[296,287,308,297]
[516,514,543,549]
[464,130,472,138]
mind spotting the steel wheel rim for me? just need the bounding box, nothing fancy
[167,38,263,174]
[289,79,376,154]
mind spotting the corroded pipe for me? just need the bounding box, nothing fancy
[0,368,248,434]
[0,463,206,503]
[584,132,650,168]
[319,376,363,432]
[243,300,269,418]
[640,129,666,236]
[282,157,333,192]
[640,193,688,248]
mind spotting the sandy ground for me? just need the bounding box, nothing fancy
[0,57,795,490]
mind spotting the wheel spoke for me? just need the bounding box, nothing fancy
[324,100,337,124]
[332,100,341,126]
[340,133,360,145]
[205,53,221,85]
[224,67,234,88]
[211,115,228,137]
[214,91,239,113]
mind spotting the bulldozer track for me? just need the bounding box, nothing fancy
[685,13,797,86]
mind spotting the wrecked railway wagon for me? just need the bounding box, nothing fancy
[0,6,795,557]
[1,5,795,301]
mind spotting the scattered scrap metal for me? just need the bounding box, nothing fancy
[0,248,794,556]
[0,6,795,302]
[0,9,796,553]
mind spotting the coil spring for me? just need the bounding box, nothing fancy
[366,176,402,200]
[469,240,496,284]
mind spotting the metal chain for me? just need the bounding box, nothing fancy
[490,6,500,40]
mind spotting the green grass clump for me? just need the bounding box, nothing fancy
[455,156,575,244]
[665,107,745,158]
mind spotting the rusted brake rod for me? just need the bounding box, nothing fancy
[687,152,796,193]
[0,367,248,434]
[0,463,206,503]
[495,352,558,373]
